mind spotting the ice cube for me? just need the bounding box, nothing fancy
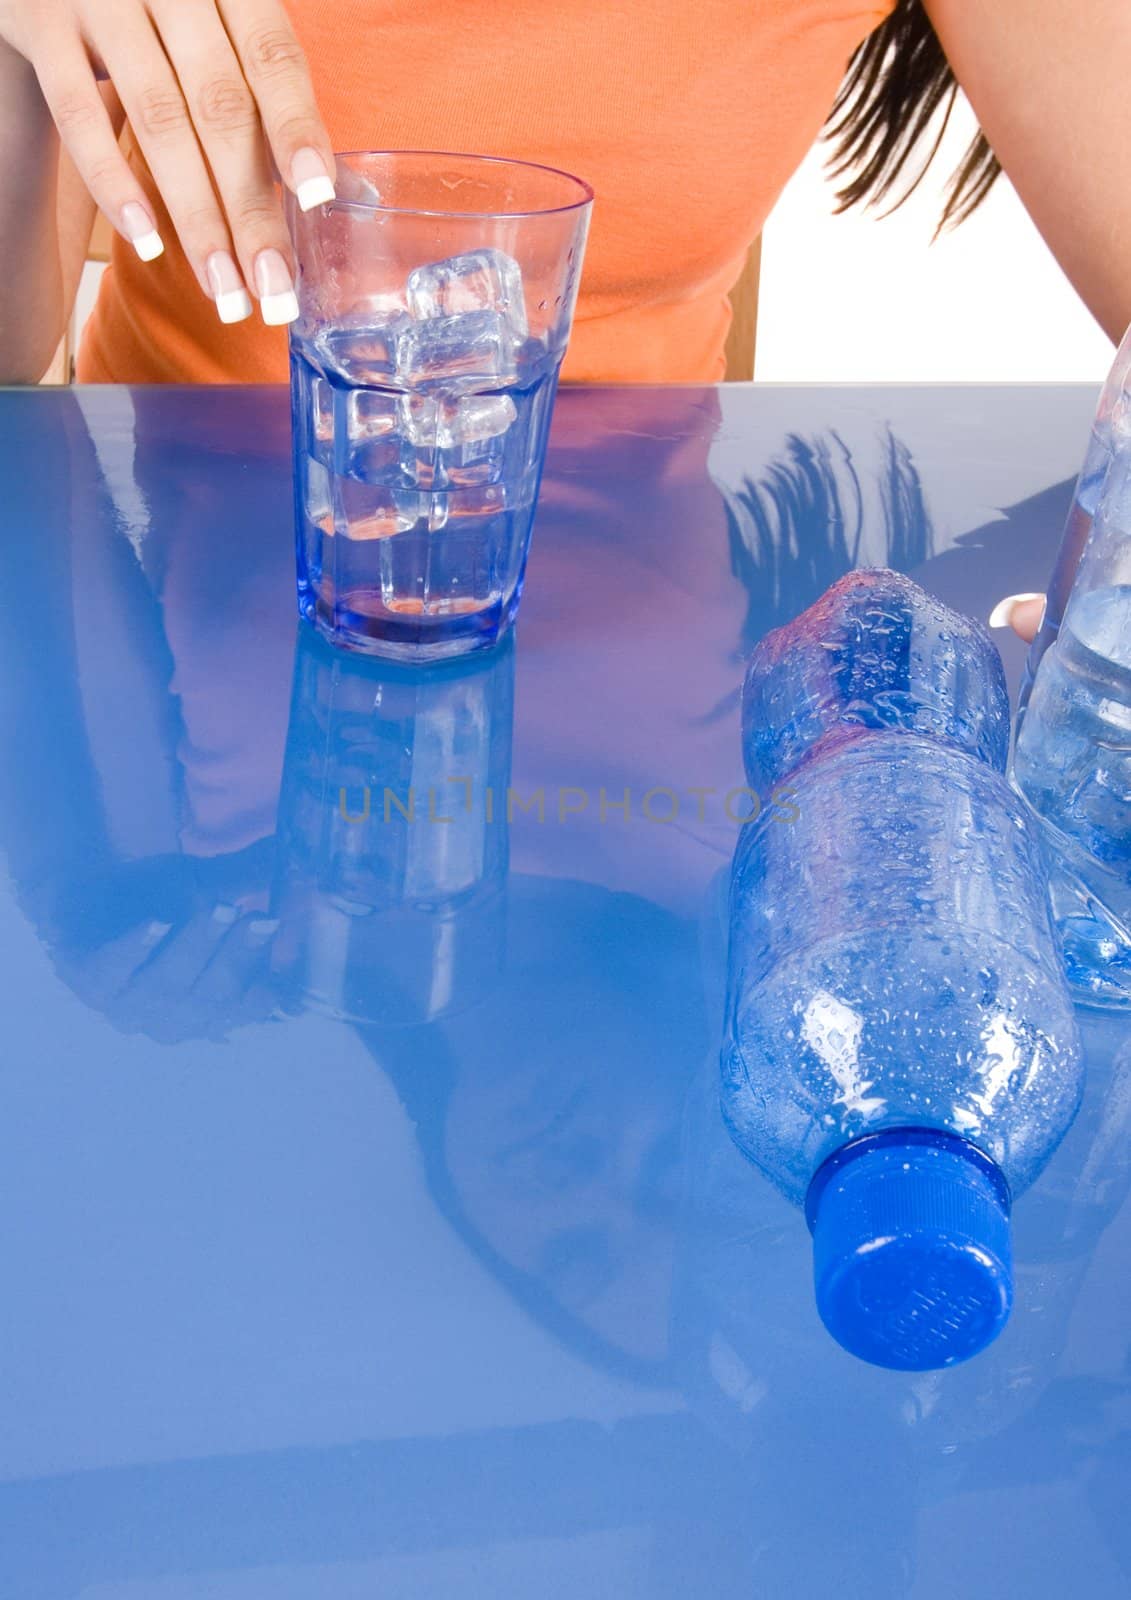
[318,317,412,385]
[339,388,402,483]
[399,393,441,449]
[395,310,519,386]
[438,395,518,489]
[407,249,527,337]
[400,393,516,449]
[443,394,517,445]
[335,478,443,538]
[303,455,332,523]
[309,374,335,465]
[398,395,445,492]
[397,393,518,491]
[349,389,400,440]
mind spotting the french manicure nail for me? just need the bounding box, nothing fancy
[254,249,300,325]
[206,251,253,324]
[121,201,163,262]
[212,903,241,927]
[247,917,281,943]
[988,592,1044,629]
[143,919,173,947]
[292,146,336,211]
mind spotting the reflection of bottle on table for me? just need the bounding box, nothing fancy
[675,1045,919,1600]
[271,628,514,1025]
[900,1007,1131,1456]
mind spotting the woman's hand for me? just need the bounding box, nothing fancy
[988,593,1045,643]
[60,901,282,1044]
[0,0,335,325]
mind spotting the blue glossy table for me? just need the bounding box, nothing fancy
[2,381,1129,1599]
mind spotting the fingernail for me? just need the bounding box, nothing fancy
[206,251,253,324]
[143,919,173,947]
[292,147,336,211]
[121,201,163,262]
[254,249,300,325]
[247,917,280,943]
[212,903,240,926]
[988,592,1043,629]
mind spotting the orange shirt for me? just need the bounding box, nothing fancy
[78,1,893,386]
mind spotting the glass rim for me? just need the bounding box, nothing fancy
[321,149,595,220]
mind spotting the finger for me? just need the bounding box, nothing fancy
[218,1,336,209]
[124,902,248,1000]
[148,0,297,323]
[190,914,279,1008]
[988,592,1045,642]
[63,917,177,1008]
[98,5,241,303]
[1010,596,1045,643]
[116,914,278,1042]
[35,34,165,262]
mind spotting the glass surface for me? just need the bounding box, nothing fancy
[286,152,592,661]
[6,380,1131,1598]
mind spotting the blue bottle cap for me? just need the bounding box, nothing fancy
[807,1131,1012,1371]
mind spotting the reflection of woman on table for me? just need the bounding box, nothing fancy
[0,392,713,1385]
[0,385,946,1027]
[0,391,293,1043]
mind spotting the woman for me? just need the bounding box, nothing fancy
[0,0,1119,637]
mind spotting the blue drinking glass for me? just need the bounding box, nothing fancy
[286,151,592,662]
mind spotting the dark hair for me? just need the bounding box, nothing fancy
[826,0,1001,230]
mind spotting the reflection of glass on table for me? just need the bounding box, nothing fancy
[271,626,515,1026]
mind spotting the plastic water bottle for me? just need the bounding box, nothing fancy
[1017,321,1131,728]
[1012,436,1131,1006]
[722,569,1082,1370]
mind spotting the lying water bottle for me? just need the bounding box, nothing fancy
[1012,426,1131,1006]
[722,569,1082,1370]
[1017,321,1131,727]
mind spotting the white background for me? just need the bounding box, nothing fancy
[757,98,1113,384]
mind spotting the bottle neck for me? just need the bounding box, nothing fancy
[803,1126,1012,1234]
